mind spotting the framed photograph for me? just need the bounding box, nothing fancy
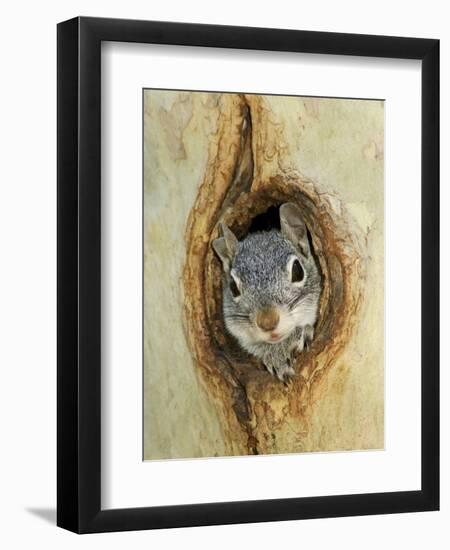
[57,17,439,533]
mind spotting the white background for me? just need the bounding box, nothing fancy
[102,43,421,508]
[0,1,448,548]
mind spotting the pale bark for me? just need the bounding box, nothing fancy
[144,90,384,459]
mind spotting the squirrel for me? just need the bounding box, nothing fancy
[212,202,322,382]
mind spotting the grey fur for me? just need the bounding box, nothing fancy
[212,203,322,382]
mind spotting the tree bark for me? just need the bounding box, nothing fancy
[144,90,384,459]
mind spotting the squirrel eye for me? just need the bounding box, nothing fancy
[291,259,304,283]
[229,278,240,298]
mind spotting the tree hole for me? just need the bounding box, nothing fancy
[200,182,355,389]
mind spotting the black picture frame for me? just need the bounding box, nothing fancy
[57,16,439,533]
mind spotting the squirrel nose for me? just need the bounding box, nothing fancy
[256,307,280,332]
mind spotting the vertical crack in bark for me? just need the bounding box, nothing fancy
[216,99,254,218]
[210,97,258,453]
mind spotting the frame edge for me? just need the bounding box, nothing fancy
[57,16,81,533]
[57,16,440,533]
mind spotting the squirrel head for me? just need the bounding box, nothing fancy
[212,203,322,349]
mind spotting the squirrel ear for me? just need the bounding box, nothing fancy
[279,203,310,257]
[212,223,238,270]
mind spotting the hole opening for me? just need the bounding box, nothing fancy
[207,188,338,382]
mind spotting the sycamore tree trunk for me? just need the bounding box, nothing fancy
[144,90,384,459]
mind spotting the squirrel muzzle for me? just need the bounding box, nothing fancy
[256,307,280,332]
